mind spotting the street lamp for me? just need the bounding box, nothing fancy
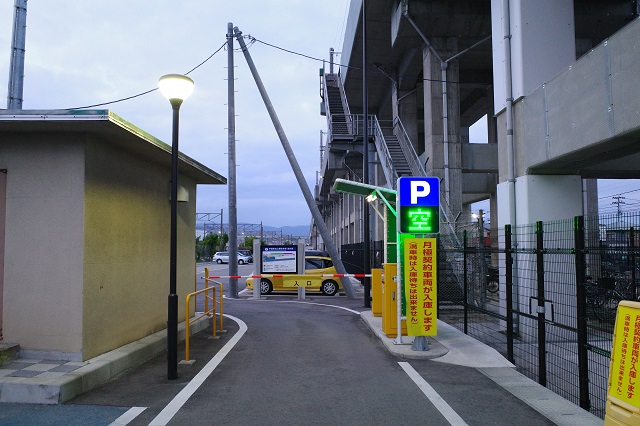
[158,73,194,380]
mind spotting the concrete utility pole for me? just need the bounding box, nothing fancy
[227,22,239,297]
[233,26,357,299]
[362,0,372,308]
[7,0,28,110]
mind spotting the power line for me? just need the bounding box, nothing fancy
[65,41,228,110]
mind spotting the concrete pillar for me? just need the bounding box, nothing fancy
[422,38,463,218]
[492,0,579,227]
[583,179,598,217]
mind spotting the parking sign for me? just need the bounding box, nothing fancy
[397,177,440,234]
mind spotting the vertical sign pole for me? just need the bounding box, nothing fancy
[297,239,306,300]
[253,239,261,299]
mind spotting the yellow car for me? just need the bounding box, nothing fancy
[246,256,342,296]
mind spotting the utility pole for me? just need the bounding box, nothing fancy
[362,0,372,308]
[7,0,28,110]
[234,26,357,299]
[227,22,239,297]
[612,195,626,216]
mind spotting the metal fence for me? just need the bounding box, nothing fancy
[438,212,640,419]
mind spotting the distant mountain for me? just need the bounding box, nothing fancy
[195,222,309,237]
[268,225,310,237]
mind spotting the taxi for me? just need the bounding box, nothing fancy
[246,256,342,296]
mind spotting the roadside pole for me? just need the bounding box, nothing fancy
[227,22,239,297]
[253,239,261,299]
[234,26,356,299]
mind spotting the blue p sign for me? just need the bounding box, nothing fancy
[398,177,439,234]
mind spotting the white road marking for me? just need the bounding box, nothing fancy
[398,362,468,426]
[108,407,146,425]
[148,314,248,426]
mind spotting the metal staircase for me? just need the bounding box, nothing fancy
[320,72,464,295]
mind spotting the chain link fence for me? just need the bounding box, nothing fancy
[438,212,640,419]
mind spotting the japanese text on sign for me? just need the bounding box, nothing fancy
[403,237,437,336]
[608,301,640,410]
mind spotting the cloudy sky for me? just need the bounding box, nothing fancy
[0,0,351,227]
[1,1,637,227]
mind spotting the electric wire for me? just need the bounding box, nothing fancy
[250,36,489,86]
[65,41,227,110]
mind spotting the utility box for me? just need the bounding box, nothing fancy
[382,263,406,337]
[371,268,382,317]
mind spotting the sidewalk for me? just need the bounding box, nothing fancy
[360,312,602,426]
[0,316,211,404]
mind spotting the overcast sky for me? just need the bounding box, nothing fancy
[1,1,636,227]
[0,0,352,227]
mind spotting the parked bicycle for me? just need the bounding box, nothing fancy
[585,276,625,323]
[486,267,499,293]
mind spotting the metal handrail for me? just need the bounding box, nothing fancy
[370,117,397,187]
[323,74,354,136]
[205,267,225,333]
[184,286,217,362]
[393,118,424,176]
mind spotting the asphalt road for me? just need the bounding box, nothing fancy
[2,262,555,425]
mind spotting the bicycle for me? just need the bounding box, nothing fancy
[584,276,625,323]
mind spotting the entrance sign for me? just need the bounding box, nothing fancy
[403,237,437,336]
[397,177,439,234]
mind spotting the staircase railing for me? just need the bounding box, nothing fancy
[393,118,424,177]
[323,74,353,135]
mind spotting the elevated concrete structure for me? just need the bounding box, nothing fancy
[313,0,639,251]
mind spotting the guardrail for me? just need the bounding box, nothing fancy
[204,268,225,334]
[183,268,226,362]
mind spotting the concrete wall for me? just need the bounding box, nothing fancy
[491,0,575,113]
[83,135,196,360]
[0,133,85,359]
[523,17,640,172]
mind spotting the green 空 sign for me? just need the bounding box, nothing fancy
[398,206,439,234]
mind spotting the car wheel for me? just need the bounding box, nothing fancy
[238,259,245,265]
[216,259,222,264]
[321,280,339,296]
[260,279,273,295]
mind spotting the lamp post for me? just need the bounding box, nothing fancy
[158,73,194,380]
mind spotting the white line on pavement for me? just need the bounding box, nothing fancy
[108,406,146,425]
[148,314,248,426]
[398,362,468,426]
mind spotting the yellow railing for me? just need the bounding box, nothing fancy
[183,268,225,362]
[204,268,224,333]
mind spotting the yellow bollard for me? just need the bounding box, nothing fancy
[371,268,382,317]
[382,263,406,337]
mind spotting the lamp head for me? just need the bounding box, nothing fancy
[158,74,194,107]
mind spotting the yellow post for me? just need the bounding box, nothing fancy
[371,268,383,317]
[211,287,217,338]
[382,263,406,337]
[185,293,192,361]
[204,267,210,313]
[218,282,224,332]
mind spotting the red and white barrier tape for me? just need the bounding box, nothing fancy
[205,273,371,279]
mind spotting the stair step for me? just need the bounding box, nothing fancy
[0,343,20,367]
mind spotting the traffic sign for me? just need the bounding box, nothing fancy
[397,177,440,234]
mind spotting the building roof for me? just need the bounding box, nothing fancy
[0,109,226,185]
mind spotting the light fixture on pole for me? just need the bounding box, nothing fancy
[158,73,194,380]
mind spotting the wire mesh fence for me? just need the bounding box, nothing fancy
[437,212,640,419]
